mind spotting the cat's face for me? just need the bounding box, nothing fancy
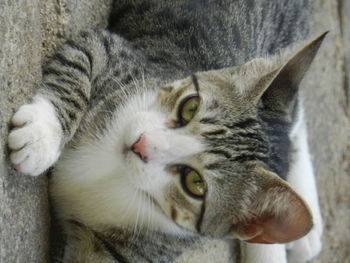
[119,70,258,231]
[112,34,324,243]
[116,71,303,241]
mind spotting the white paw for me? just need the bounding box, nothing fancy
[8,96,62,176]
[287,224,322,263]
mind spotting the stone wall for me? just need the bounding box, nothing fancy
[0,1,348,262]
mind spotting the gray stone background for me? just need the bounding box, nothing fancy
[0,0,349,262]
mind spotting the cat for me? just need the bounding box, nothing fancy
[7,1,324,262]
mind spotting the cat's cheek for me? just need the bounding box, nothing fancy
[162,184,203,233]
[8,95,62,176]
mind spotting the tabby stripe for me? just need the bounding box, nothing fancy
[66,39,93,73]
[46,82,71,96]
[133,248,153,263]
[200,118,218,124]
[55,53,90,78]
[66,109,77,122]
[54,99,77,132]
[94,233,130,263]
[206,149,231,159]
[50,101,69,133]
[69,220,130,263]
[43,66,76,79]
[148,55,184,69]
[191,74,200,94]
[46,83,86,110]
[204,163,220,170]
[231,154,268,163]
[69,86,89,106]
[226,118,257,129]
[202,129,226,136]
[230,145,268,154]
[73,86,89,105]
[54,78,90,104]
[60,95,84,111]
[100,34,111,58]
[229,144,268,154]
[196,199,206,233]
[68,219,84,227]
[169,85,191,110]
[55,77,78,87]
[232,132,266,143]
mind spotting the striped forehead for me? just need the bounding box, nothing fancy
[158,75,199,112]
[201,116,269,171]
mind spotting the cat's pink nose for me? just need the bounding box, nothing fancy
[131,134,148,163]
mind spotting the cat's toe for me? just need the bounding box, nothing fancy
[8,97,62,176]
[287,225,322,263]
[9,126,56,175]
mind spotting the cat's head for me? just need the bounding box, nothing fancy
[113,33,325,243]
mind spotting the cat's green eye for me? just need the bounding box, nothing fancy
[181,168,205,198]
[178,96,200,125]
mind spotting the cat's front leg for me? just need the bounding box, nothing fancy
[241,242,287,263]
[8,30,108,176]
[286,109,322,263]
[8,30,132,176]
[8,95,62,176]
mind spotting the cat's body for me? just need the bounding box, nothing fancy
[8,1,323,262]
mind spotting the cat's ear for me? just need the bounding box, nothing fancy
[232,32,327,110]
[258,32,327,112]
[231,167,313,244]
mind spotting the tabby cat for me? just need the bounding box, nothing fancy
[8,1,324,262]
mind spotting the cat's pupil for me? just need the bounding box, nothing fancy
[179,96,200,125]
[183,169,205,197]
[193,179,202,184]
[189,104,197,112]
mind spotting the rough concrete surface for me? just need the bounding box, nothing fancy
[0,1,49,263]
[0,1,349,263]
[305,1,350,263]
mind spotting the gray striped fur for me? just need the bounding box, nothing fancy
[29,0,323,262]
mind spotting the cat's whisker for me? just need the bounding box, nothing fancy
[140,73,147,108]
[131,76,144,105]
[148,194,156,239]
[131,75,139,91]
[144,191,153,238]
[110,77,131,101]
[115,183,140,227]
[148,199,152,238]
[131,188,143,242]
[141,70,146,89]
[143,193,150,238]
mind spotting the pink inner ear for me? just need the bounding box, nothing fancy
[232,183,313,244]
